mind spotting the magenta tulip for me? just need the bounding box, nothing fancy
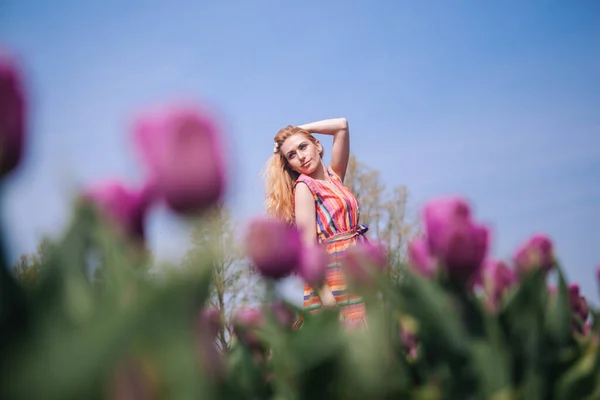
[513,234,555,275]
[233,308,264,349]
[407,238,436,278]
[270,300,296,328]
[83,180,156,240]
[0,50,26,177]
[298,245,327,288]
[482,259,516,310]
[200,307,222,338]
[194,307,224,380]
[342,240,389,284]
[244,218,302,279]
[133,105,226,215]
[568,284,589,323]
[422,197,490,282]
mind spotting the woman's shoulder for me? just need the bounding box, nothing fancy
[294,174,320,196]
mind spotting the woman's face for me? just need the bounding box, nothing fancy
[279,133,322,175]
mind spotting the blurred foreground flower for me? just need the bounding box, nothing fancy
[244,217,302,279]
[298,244,327,287]
[82,180,157,241]
[343,240,389,284]
[233,308,264,350]
[568,284,589,323]
[133,105,226,215]
[270,300,296,328]
[407,238,435,278]
[409,197,489,284]
[481,259,516,311]
[0,49,26,177]
[513,233,555,275]
[194,307,224,381]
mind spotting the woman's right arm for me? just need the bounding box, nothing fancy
[294,183,337,307]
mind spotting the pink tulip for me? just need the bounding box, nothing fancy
[133,105,226,215]
[513,234,555,275]
[0,50,26,177]
[298,245,327,288]
[407,238,436,278]
[83,180,157,240]
[422,197,490,282]
[244,218,302,279]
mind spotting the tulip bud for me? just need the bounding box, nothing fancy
[298,245,327,288]
[482,259,516,311]
[0,50,26,178]
[513,234,555,275]
[133,105,226,215]
[422,197,489,282]
[233,308,264,349]
[83,180,156,241]
[194,307,224,381]
[244,217,302,279]
[342,240,389,284]
[270,300,296,328]
[407,238,435,278]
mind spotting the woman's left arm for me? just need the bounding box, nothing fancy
[298,118,349,181]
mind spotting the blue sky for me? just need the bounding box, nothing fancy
[1,1,599,305]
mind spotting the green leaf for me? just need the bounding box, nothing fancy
[0,264,212,400]
[400,271,468,360]
[545,265,573,346]
[499,267,547,391]
[469,310,512,398]
[555,338,600,400]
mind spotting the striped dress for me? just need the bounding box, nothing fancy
[292,169,368,330]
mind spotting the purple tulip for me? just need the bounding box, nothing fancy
[233,308,264,349]
[244,218,302,279]
[133,105,227,215]
[298,245,327,288]
[83,180,157,240]
[194,307,224,381]
[513,234,555,276]
[482,260,516,310]
[362,240,389,271]
[568,284,589,323]
[0,50,26,177]
[270,300,296,328]
[200,307,222,338]
[422,197,490,282]
[342,240,389,284]
[399,326,418,359]
[407,238,435,278]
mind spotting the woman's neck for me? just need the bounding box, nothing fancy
[307,161,330,181]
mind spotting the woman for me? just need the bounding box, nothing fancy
[263,118,367,329]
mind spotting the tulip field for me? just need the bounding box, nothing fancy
[1,47,600,400]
